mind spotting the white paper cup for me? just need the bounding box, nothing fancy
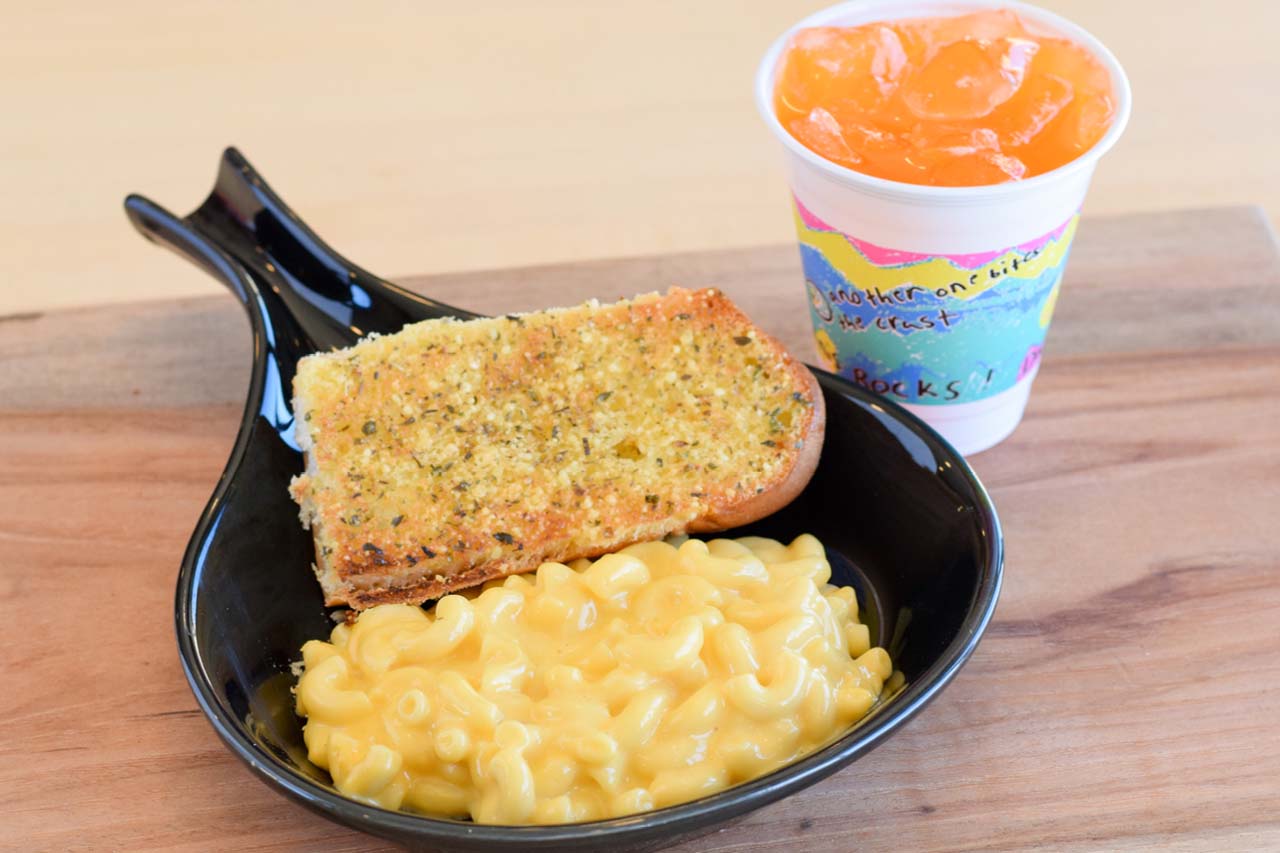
[756,0,1131,455]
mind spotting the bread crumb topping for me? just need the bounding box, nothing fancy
[290,288,818,605]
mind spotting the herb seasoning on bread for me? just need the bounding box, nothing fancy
[289,287,824,609]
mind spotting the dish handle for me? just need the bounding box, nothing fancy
[125,147,478,443]
[126,146,475,347]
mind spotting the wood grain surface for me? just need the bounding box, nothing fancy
[2,207,1278,852]
[4,0,1279,314]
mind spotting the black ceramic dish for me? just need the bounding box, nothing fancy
[125,148,1002,853]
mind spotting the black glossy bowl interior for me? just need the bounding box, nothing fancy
[125,149,1002,853]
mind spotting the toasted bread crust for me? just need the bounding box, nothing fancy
[684,361,824,533]
[291,288,825,608]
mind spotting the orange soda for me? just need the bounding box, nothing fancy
[773,9,1116,186]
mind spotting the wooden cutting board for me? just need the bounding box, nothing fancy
[2,207,1278,852]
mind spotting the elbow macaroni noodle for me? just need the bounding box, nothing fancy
[294,534,896,824]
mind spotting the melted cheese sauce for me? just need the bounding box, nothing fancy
[295,534,894,824]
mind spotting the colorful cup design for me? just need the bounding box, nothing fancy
[797,199,1076,406]
[756,0,1131,454]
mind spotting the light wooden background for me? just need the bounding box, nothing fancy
[2,208,1278,851]
[2,0,1277,314]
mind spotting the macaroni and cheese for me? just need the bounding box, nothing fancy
[294,534,894,824]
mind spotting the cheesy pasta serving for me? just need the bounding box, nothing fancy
[294,534,894,824]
